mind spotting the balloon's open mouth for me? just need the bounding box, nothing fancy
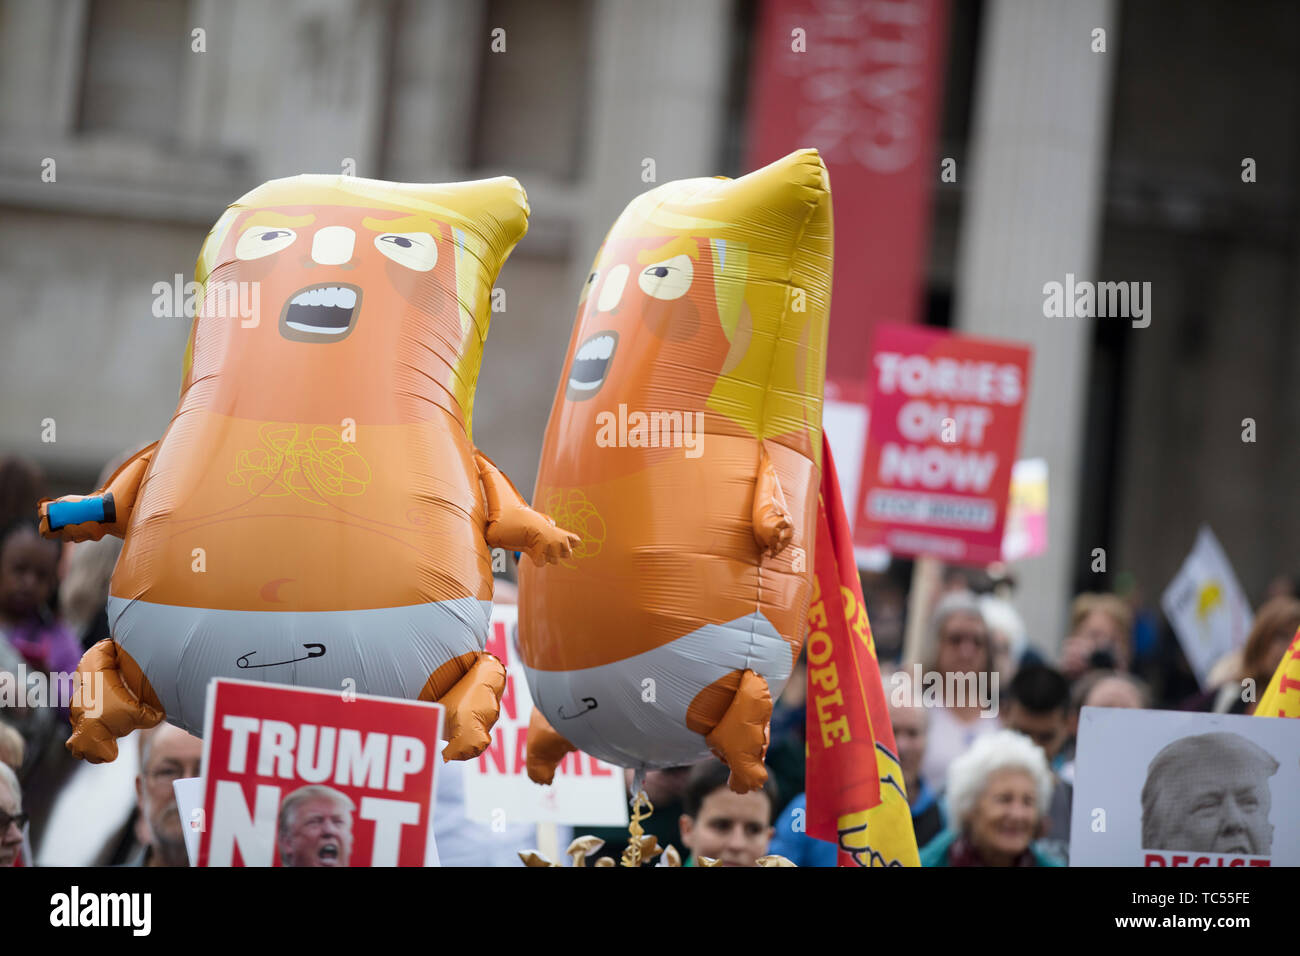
[566,331,618,400]
[279,284,361,342]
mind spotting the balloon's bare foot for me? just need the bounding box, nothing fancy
[705,669,772,793]
[65,639,165,763]
[524,706,578,785]
[437,652,506,761]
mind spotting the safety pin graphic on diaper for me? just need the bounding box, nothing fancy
[236,644,327,669]
[558,697,598,719]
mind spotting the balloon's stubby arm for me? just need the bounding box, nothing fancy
[38,441,159,542]
[752,444,794,558]
[473,449,580,566]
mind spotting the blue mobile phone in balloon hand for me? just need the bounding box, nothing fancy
[46,493,116,531]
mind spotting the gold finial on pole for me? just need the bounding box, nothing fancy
[619,789,655,867]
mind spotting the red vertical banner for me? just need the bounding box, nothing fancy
[745,0,949,404]
[854,323,1033,562]
[806,433,919,866]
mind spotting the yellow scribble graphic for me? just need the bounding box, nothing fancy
[228,423,372,504]
[543,488,606,569]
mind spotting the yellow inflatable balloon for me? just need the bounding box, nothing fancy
[519,149,833,792]
[39,174,578,763]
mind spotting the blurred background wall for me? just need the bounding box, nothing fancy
[2,0,1298,651]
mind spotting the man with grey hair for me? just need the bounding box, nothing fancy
[1140,732,1278,855]
[0,760,27,866]
[129,722,202,866]
[278,785,355,867]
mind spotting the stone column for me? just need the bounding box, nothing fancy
[953,0,1119,655]
[382,0,486,182]
[576,0,735,275]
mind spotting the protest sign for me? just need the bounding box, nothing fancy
[1070,707,1299,867]
[1001,458,1048,561]
[854,323,1032,564]
[1160,526,1252,688]
[463,604,628,827]
[197,679,444,866]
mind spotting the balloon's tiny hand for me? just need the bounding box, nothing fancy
[754,506,794,559]
[39,495,113,543]
[527,520,581,566]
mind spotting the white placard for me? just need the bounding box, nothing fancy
[463,604,628,827]
[173,776,204,867]
[822,398,869,535]
[1160,526,1252,688]
[1069,707,1299,867]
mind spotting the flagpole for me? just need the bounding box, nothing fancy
[536,821,558,863]
[903,556,941,666]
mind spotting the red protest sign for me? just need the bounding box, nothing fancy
[197,679,444,867]
[853,324,1032,564]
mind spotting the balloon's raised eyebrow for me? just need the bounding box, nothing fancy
[242,211,316,230]
[362,214,442,235]
[637,237,699,265]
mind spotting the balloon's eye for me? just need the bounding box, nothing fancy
[374,232,437,271]
[638,255,693,300]
[235,226,297,260]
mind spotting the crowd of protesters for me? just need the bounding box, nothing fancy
[1,451,1292,867]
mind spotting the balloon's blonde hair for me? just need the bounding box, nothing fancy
[617,149,832,464]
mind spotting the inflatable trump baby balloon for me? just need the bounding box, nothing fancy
[518,148,832,792]
[39,174,578,763]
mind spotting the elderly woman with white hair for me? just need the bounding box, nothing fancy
[918,590,1002,791]
[919,729,1063,866]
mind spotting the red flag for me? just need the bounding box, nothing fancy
[805,433,919,866]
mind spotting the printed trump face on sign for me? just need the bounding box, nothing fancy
[1069,708,1298,867]
[1140,732,1277,856]
[277,785,356,867]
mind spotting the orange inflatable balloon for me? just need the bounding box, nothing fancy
[39,174,577,763]
[518,149,833,792]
